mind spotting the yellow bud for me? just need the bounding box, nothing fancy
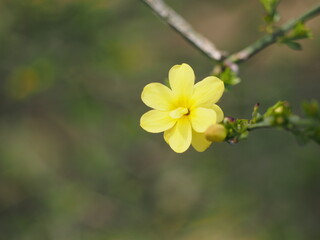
[274,106,284,113]
[205,124,227,142]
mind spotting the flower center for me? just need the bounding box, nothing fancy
[169,107,189,119]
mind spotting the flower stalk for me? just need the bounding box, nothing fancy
[223,101,320,145]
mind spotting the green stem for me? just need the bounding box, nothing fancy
[247,122,272,130]
[223,101,320,144]
[226,4,320,64]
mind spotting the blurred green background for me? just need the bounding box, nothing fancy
[0,0,319,239]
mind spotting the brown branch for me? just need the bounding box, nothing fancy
[141,0,224,61]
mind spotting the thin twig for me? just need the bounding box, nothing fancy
[226,4,320,64]
[141,0,224,61]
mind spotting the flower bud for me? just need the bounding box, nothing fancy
[274,106,284,114]
[205,124,227,142]
[225,116,235,123]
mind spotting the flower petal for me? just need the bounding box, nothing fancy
[191,130,212,152]
[169,107,188,119]
[189,107,217,133]
[141,83,174,111]
[164,116,191,153]
[140,110,176,133]
[211,104,224,122]
[190,76,224,108]
[169,63,195,104]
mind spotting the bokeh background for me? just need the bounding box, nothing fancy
[0,0,319,239]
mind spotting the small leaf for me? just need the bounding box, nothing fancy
[260,0,281,14]
[218,67,241,89]
[292,22,313,40]
[284,22,314,41]
[260,0,281,24]
[278,23,313,51]
[239,131,249,140]
[284,41,302,50]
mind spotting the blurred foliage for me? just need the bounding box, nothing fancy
[0,0,319,240]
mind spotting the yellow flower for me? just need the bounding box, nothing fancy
[140,63,224,153]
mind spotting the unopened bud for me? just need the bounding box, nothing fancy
[254,102,260,110]
[225,116,235,123]
[274,106,284,114]
[205,124,227,142]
